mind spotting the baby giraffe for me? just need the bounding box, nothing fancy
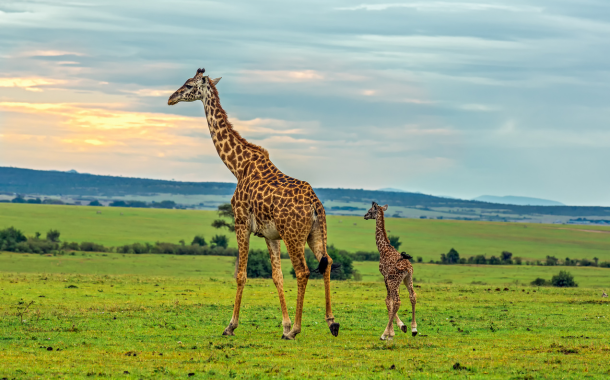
[364,202,418,340]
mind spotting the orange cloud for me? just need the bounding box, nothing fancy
[0,77,65,91]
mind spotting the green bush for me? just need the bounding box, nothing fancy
[191,235,207,246]
[245,249,272,278]
[530,278,547,286]
[46,229,61,242]
[290,246,355,281]
[388,236,402,250]
[88,200,102,206]
[211,235,229,249]
[0,227,27,251]
[551,271,578,287]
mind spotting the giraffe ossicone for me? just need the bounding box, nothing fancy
[168,68,340,339]
[364,201,418,340]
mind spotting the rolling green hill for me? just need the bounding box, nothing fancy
[1,203,608,262]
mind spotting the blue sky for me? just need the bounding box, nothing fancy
[0,0,609,205]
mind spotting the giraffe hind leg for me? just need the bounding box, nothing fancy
[307,229,340,337]
[403,273,418,336]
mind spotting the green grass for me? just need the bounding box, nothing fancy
[1,269,609,379]
[1,252,609,289]
[1,203,609,263]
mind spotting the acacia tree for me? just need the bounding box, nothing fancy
[388,235,402,250]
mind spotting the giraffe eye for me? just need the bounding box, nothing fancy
[185,84,193,89]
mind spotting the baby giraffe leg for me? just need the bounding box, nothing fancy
[381,287,401,340]
[403,273,418,336]
[394,313,407,334]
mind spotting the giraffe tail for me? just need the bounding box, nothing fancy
[315,256,342,274]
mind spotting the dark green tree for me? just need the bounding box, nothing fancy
[191,235,207,246]
[290,246,354,280]
[530,278,547,286]
[388,235,402,250]
[0,227,27,251]
[212,203,235,232]
[46,229,61,242]
[211,235,229,249]
[11,196,25,203]
[245,249,273,278]
[88,200,102,206]
[551,271,578,287]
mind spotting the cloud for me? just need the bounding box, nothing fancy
[335,2,543,13]
[0,77,65,91]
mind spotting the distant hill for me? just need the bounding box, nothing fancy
[474,195,564,206]
[377,187,411,193]
[1,166,609,219]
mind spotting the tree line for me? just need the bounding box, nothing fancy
[435,248,609,268]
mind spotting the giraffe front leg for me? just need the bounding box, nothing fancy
[403,274,418,336]
[381,293,396,340]
[223,224,250,336]
[266,239,291,336]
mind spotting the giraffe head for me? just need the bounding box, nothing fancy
[364,202,388,220]
[168,68,222,105]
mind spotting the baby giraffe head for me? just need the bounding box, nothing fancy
[364,201,388,220]
[168,68,221,106]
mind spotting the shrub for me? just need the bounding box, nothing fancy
[88,200,102,206]
[388,236,402,250]
[27,198,42,204]
[551,271,578,287]
[600,261,610,268]
[501,251,513,261]
[191,235,207,246]
[46,229,61,242]
[546,256,559,266]
[61,242,80,250]
[290,246,354,281]
[245,249,273,278]
[79,242,108,252]
[11,196,26,203]
[0,227,27,251]
[531,278,547,286]
[441,248,460,264]
[211,235,229,249]
[514,257,522,265]
[488,256,501,265]
[350,251,380,261]
[417,256,423,263]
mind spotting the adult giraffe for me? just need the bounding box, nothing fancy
[168,68,340,340]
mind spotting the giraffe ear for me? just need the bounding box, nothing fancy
[211,77,222,85]
[382,204,389,211]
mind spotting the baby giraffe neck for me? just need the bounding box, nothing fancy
[375,210,392,254]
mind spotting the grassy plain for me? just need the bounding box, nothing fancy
[1,203,609,262]
[1,268,610,379]
[1,252,609,289]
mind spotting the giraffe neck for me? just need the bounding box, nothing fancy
[202,82,268,179]
[375,210,392,255]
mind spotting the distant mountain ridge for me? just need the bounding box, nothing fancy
[474,195,564,206]
[1,166,609,218]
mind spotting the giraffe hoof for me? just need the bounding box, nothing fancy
[222,327,235,336]
[412,329,418,337]
[281,334,294,340]
[400,325,408,334]
[329,323,340,337]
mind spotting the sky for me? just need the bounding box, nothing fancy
[1,0,609,206]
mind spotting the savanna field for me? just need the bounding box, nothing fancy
[1,203,609,379]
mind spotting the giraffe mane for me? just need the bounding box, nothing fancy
[208,80,270,159]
